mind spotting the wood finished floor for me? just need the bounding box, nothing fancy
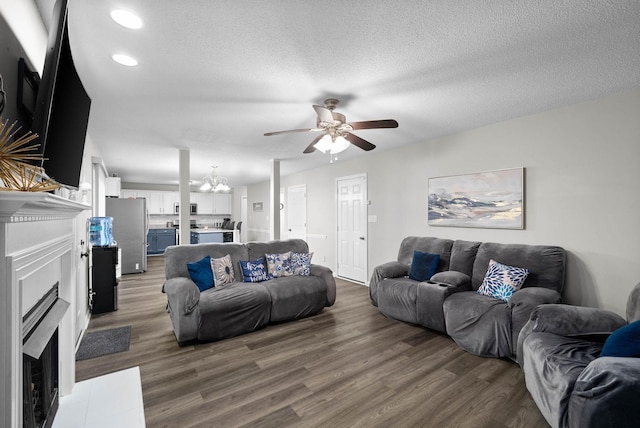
[76,256,549,428]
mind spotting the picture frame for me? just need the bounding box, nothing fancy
[252,202,263,212]
[428,167,524,229]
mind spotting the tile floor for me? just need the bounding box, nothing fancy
[52,366,145,428]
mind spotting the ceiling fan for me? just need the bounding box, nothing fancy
[264,98,398,155]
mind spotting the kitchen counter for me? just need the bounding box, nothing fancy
[190,228,237,244]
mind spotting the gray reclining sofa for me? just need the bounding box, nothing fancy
[163,239,336,343]
[518,282,640,428]
[370,236,566,360]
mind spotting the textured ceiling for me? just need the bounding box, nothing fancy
[56,0,640,187]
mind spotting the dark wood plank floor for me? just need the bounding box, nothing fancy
[76,256,548,428]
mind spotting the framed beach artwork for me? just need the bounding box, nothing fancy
[428,167,524,229]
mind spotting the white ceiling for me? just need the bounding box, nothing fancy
[44,1,640,187]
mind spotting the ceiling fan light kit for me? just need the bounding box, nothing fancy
[264,98,398,160]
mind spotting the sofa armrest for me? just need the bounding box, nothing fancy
[369,261,409,306]
[508,287,563,359]
[310,264,336,306]
[430,271,471,289]
[526,303,627,337]
[568,357,640,428]
[163,277,200,315]
[162,277,201,343]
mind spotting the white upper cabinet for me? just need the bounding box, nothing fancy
[213,193,232,215]
[192,193,214,214]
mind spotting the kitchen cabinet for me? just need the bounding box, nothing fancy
[147,228,177,254]
[192,192,214,214]
[147,191,177,215]
[213,193,232,214]
[190,192,231,215]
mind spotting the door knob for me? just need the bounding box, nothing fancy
[360,237,365,240]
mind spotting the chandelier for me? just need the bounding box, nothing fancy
[199,166,230,192]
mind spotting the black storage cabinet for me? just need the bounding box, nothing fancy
[91,246,118,314]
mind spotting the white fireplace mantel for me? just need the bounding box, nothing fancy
[0,192,90,428]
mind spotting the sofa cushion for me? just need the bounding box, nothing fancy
[396,236,453,271]
[477,259,529,302]
[378,278,418,324]
[260,275,327,322]
[522,332,602,428]
[211,254,235,286]
[601,320,640,357]
[186,256,214,292]
[444,291,513,358]
[471,242,565,292]
[265,251,293,278]
[449,240,481,276]
[291,252,313,276]
[239,257,269,283]
[197,283,271,341]
[409,251,440,282]
[165,243,248,282]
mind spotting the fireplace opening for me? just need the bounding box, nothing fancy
[23,330,59,428]
[22,283,68,428]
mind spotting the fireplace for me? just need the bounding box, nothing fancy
[1,192,89,428]
[22,283,68,428]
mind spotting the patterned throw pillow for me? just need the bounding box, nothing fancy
[291,252,313,276]
[186,256,214,292]
[265,252,293,278]
[477,259,529,302]
[210,254,235,286]
[239,257,269,283]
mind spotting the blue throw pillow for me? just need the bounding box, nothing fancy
[409,251,440,282]
[186,256,214,291]
[239,257,269,283]
[601,320,640,358]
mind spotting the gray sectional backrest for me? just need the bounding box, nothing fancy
[470,242,566,292]
[164,239,312,283]
[247,239,309,261]
[397,236,454,273]
[164,243,248,281]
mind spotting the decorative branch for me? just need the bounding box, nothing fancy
[0,117,60,192]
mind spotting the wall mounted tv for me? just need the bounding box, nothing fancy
[32,0,91,190]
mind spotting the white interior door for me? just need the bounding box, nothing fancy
[336,174,367,283]
[287,185,307,240]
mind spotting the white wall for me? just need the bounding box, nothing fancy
[247,89,640,317]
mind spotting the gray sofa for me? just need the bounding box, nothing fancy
[517,282,640,428]
[370,236,566,360]
[162,239,336,343]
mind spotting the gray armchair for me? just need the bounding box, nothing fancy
[518,282,640,428]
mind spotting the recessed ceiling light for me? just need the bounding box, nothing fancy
[112,54,138,67]
[110,10,143,29]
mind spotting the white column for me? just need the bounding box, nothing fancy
[270,159,280,240]
[179,149,190,245]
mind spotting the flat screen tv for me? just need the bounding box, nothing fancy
[32,0,91,189]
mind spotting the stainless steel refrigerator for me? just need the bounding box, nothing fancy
[106,197,148,274]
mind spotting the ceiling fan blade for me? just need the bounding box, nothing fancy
[303,134,325,154]
[345,132,376,151]
[313,105,335,125]
[349,119,399,130]
[264,128,322,136]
